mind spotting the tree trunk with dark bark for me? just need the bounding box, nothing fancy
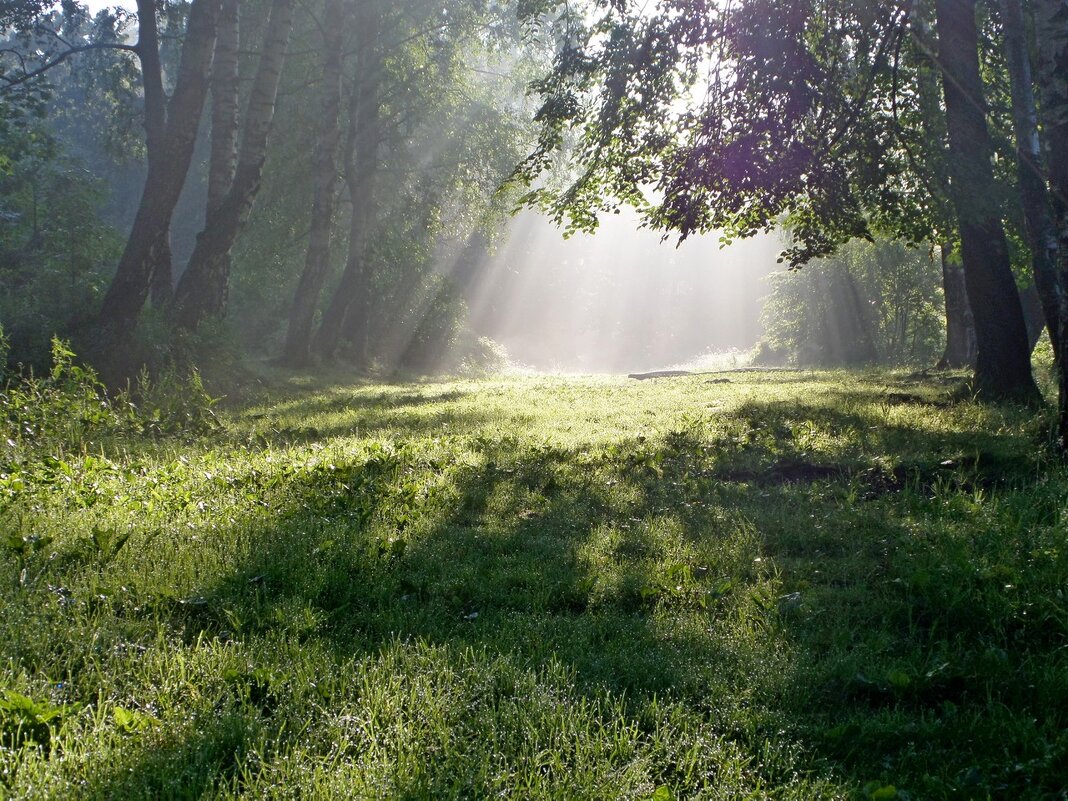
[1034,0,1068,449]
[148,235,174,307]
[135,0,174,310]
[312,7,382,362]
[1020,282,1047,351]
[934,0,1040,400]
[173,0,296,330]
[280,0,346,367]
[1001,0,1062,360]
[95,0,222,360]
[136,0,165,160]
[908,11,980,369]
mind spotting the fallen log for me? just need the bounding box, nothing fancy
[627,370,693,380]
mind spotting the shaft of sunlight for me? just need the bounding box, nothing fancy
[462,208,780,373]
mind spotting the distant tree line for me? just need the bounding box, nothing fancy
[757,239,945,368]
[757,238,1052,369]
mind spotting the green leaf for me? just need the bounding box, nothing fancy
[867,785,897,800]
[0,690,71,749]
[113,705,157,734]
[887,670,911,689]
[91,525,130,558]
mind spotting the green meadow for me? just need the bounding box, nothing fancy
[2,368,1067,799]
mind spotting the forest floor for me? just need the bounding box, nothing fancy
[2,367,1067,799]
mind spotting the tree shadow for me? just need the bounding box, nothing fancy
[85,713,257,800]
[231,386,525,445]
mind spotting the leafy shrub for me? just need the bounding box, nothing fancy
[397,275,468,372]
[0,690,72,752]
[1,332,222,461]
[749,340,789,367]
[455,335,511,375]
[0,146,123,372]
[133,364,222,438]
[1,335,125,454]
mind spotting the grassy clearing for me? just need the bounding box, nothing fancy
[2,368,1067,799]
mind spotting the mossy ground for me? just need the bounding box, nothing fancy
[2,369,1066,799]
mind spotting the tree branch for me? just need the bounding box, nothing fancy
[0,40,138,93]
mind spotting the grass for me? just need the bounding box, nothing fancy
[2,367,1067,799]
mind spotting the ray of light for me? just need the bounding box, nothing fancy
[462,209,780,373]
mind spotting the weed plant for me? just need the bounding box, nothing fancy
[1,358,1066,799]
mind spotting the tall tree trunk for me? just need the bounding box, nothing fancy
[208,0,240,216]
[1020,282,1047,350]
[312,8,382,362]
[136,0,165,160]
[1001,0,1062,360]
[281,0,345,367]
[134,0,174,309]
[938,246,977,367]
[909,11,978,369]
[914,3,1043,366]
[148,237,174,307]
[1034,0,1068,449]
[934,0,1039,400]
[172,0,296,330]
[311,102,380,362]
[95,0,222,358]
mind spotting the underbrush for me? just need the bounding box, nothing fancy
[1,333,222,538]
[2,332,220,448]
[1,367,1065,799]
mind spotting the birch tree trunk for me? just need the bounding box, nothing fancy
[208,0,240,217]
[95,0,222,365]
[281,0,346,366]
[172,0,296,330]
[934,0,1039,400]
[937,246,977,368]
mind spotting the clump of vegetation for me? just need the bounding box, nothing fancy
[1,333,132,456]
[1,331,220,461]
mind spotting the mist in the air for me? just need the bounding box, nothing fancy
[463,210,780,373]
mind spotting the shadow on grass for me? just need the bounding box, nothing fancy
[232,386,534,446]
[83,390,1068,798]
[88,713,257,800]
[245,387,473,419]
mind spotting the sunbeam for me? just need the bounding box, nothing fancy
[463,209,780,373]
